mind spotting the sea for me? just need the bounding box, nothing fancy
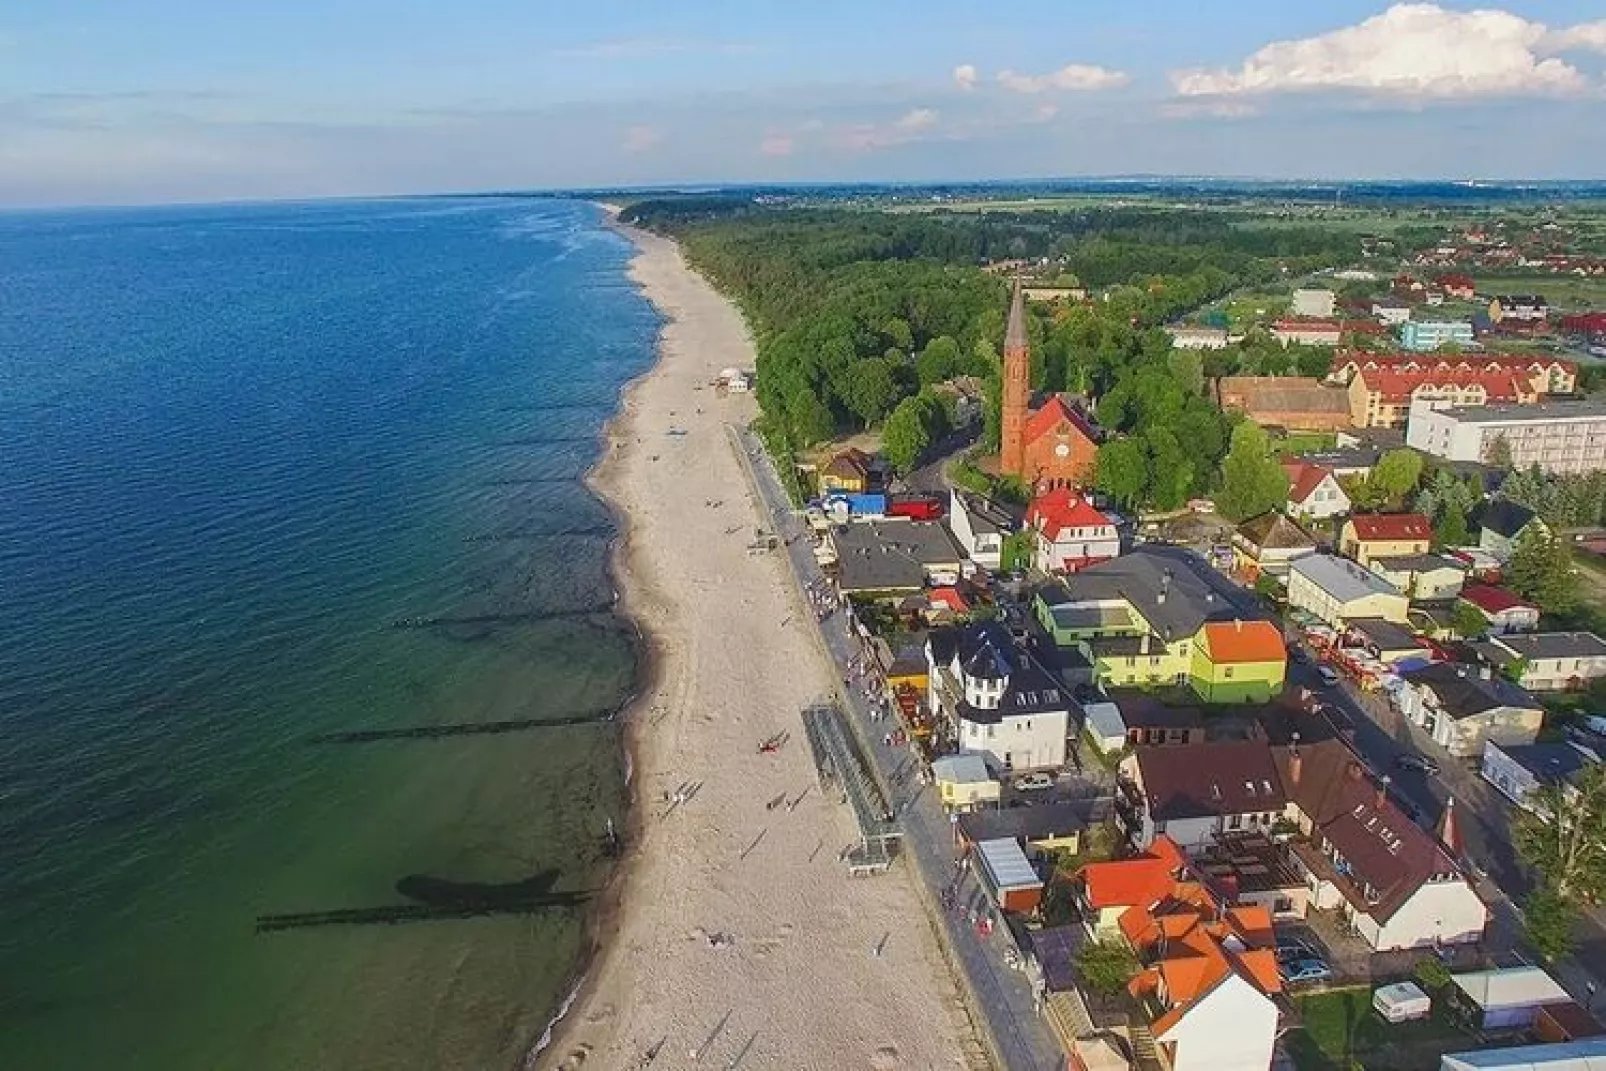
[0,198,658,1069]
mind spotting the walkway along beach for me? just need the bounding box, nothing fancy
[545,213,976,1069]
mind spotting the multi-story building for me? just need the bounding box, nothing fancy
[1330,352,1576,395]
[1287,554,1409,627]
[1401,320,1476,352]
[1347,366,1540,429]
[1406,399,1606,475]
[1475,632,1606,692]
[1271,319,1342,347]
[1372,301,1412,326]
[1339,513,1432,567]
[1489,294,1549,323]
[1168,325,1231,350]
[1025,488,1119,574]
[1219,376,1353,432]
[926,622,1070,773]
[1396,662,1544,758]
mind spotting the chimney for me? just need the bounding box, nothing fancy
[1438,796,1461,856]
[1376,774,1391,810]
[1346,761,1364,782]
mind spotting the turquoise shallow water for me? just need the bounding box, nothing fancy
[0,198,655,1069]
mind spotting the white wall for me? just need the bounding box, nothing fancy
[1160,972,1281,1071]
[948,490,1003,569]
[1291,475,1351,521]
[959,710,1068,771]
[1373,879,1488,951]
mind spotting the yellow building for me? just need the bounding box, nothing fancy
[1190,621,1289,703]
[931,754,1000,813]
[1339,513,1433,567]
[1288,554,1410,628]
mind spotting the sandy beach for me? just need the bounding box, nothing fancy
[549,215,975,1070]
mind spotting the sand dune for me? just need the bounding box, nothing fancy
[546,214,974,1070]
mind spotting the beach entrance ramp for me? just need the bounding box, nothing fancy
[801,703,900,874]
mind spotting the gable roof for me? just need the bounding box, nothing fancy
[1356,367,1530,404]
[831,518,963,592]
[1493,631,1606,662]
[1347,513,1432,543]
[1292,554,1403,603]
[1283,462,1339,506]
[1460,583,1537,616]
[1236,511,1318,552]
[1132,742,1287,821]
[1023,394,1100,449]
[1079,836,1187,909]
[1475,498,1541,539]
[1402,662,1541,718]
[1273,737,1465,922]
[958,799,1094,844]
[823,448,872,479]
[1199,620,1287,664]
[1028,488,1114,541]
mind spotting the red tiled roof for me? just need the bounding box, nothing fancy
[1023,394,1099,448]
[1347,513,1431,542]
[1283,462,1335,506]
[1273,318,1342,334]
[1460,583,1537,615]
[1200,620,1287,664]
[1079,836,1186,909]
[1027,487,1113,541]
[927,587,970,613]
[1356,367,1531,404]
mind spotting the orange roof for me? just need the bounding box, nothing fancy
[1079,836,1185,909]
[1236,948,1285,996]
[1226,904,1275,946]
[927,587,970,613]
[1023,394,1099,448]
[1028,487,1113,540]
[1200,620,1286,664]
[1348,512,1432,542]
[1356,367,1530,404]
[1282,461,1335,506]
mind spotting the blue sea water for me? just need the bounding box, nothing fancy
[0,198,656,1069]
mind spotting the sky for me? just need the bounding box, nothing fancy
[3,1,1606,206]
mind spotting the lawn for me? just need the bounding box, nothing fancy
[1472,274,1606,312]
[1285,988,1475,1071]
[1277,431,1339,455]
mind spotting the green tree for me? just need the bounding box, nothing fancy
[1514,763,1606,904]
[1094,438,1149,510]
[1486,433,1515,470]
[1507,525,1576,615]
[840,357,903,426]
[1001,530,1036,571]
[916,335,963,387]
[1366,449,1426,507]
[1168,349,1205,397]
[1217,421,1291,522]
[1412,958,1453,994]
[1435,503,1471,548]
[1523,884,1579,964]
[1076,939,1141,998]
[1451,601,1489,640]
[882,395,933,472]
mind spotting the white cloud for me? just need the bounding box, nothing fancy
[996,64,1130,94]
[1172,3,1588,99]
[759,134,794,157]
[894,108,939,132]
[1545,19,1606,54]
[953,64,978,91]
[621,125,664,153]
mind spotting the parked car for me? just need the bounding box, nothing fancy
[1317,666,1341,688]
[1281,958,1333,985]
[1013,773,1055,792]
[1394,753,1440,776]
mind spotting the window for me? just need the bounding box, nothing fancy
[1228,814,1243,830]
[1223,667,1235,679]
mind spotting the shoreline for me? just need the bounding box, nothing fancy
[539,208,973,1070]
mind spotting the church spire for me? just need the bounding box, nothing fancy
[1005,276,1029,353]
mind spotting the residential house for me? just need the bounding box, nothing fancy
[927,622,1071,772]
[931,753,1001,813]
[1078,836,1190,935]
[1191,831,1312,920]
[1402,321,1476,352]
[829,518,966,596]
[1026,488,1119,574]
[1284,461,1351,521]
[1274,737,1489,950]
[1369,554,1468,601]
[1191,621,1290,704]
[1168,325,1230,350]
[957,800,1090,855]
[1298,445,1384,481]
[1082,701,1129,755]
[1396,662,1545,758]
[1121,696,1207,748]
[948,488,1018,571]
[1232,511,1319,582]
[1410,401,1606,476]
[1118,742,1288,852]
[819,447,875,494]
[1339,513,1432,566]
[1442,1038,1606,1071]
[1477,632,1606,691]
[1459,583,1541,635]
[1437,274,1477,301]
[1293,288,1337,318]
[1288,554,1410,628]
[1345,617,1428,665]
[1481,740,1598,812]
[1034,550,1287,702]
[1218,377,1353,432]
[1490,294,1550,323]
[1331,353,1577,396]
[1272,319,1343,347]
[973,837,1045,913]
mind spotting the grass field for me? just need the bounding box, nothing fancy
[1284,988,1474,1071]
[1473,274,1606,312]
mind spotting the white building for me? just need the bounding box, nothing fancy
[1481,740,1597,813]
[948,489,1016,570]
[1284,462,1351,522]
[1156,971,1282,1071]
[1027,488,1120,574]
[1287,555,1409,628]
[1477,632,1606,692]
[1407,399,1606,475]
[1372,301,1412,326]
[1117,742,1287,853]
[1293,288,1337,319]
[927,623,1070,773]
[1167,325,1231,350]
[1401,320,1476,352]
[1396,662,1544,758]
[1369,554,1468,602]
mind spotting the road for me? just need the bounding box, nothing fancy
[732,425,1065,1071]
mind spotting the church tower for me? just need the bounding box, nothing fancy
[999,279,1030,477]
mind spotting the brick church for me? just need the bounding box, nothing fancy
[999,281,1100,491]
